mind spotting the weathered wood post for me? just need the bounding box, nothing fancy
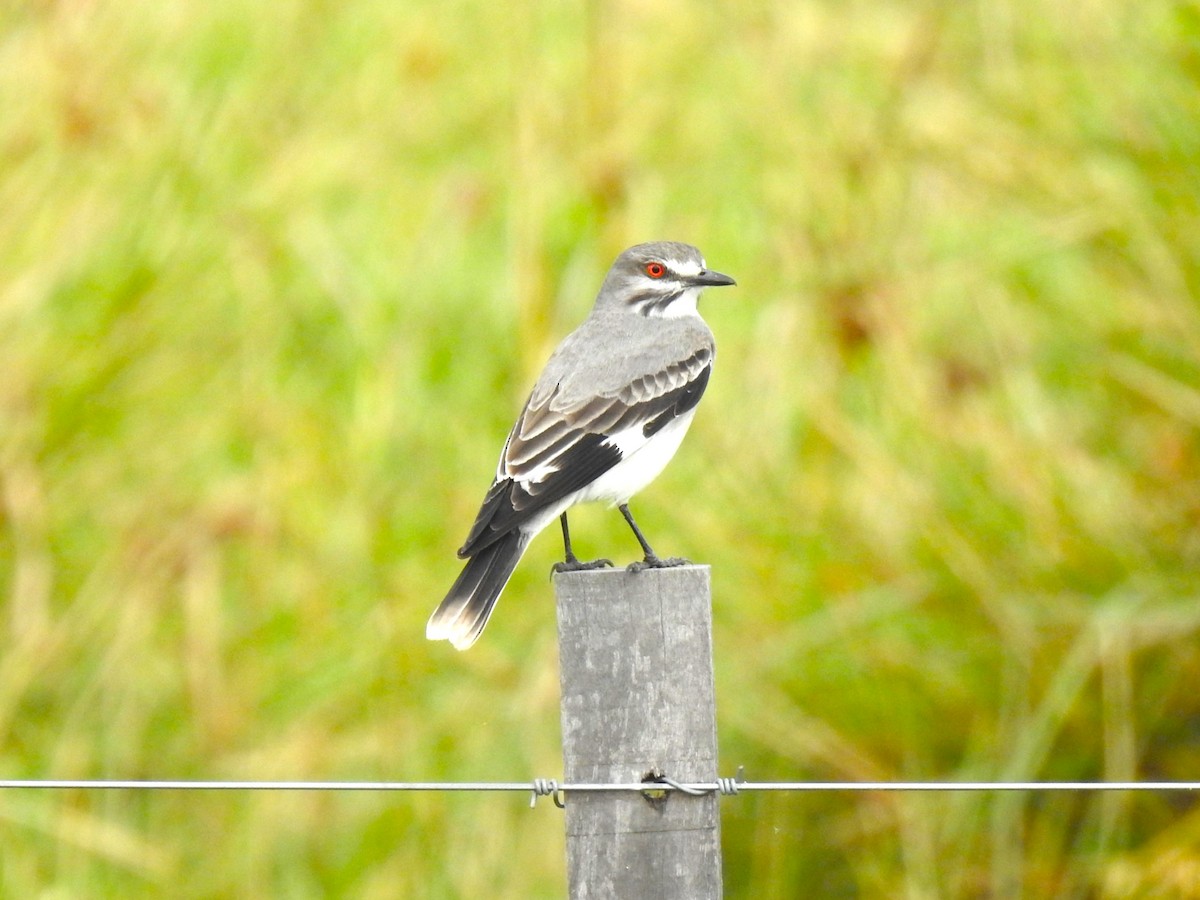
[554,565,721,899]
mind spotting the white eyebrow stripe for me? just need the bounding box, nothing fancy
[667,258,704,278]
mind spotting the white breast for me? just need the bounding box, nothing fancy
[506,409,699,541]
[576,409,698,505]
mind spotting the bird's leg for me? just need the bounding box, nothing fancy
[619,504,690,572]
[559,513,580,566]
[551,513,613,574]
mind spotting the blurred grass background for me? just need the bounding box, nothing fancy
[1,0,1199,895]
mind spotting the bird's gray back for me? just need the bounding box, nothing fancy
[529,310,715,412]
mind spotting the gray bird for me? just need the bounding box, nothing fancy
[426,241,736,650]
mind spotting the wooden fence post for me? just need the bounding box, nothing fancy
[554,565,721,899]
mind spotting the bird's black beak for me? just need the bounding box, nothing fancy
[693,268,736,287]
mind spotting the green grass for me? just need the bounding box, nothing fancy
[2,0,1199,895]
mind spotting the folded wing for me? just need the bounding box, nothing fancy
[457,347,713,558]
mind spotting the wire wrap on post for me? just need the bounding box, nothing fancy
[648,765,745,797]
[530,778,565,808]
[716,766,746,796]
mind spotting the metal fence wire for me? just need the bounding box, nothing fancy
[2,775,1198,809]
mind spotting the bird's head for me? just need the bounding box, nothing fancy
[597,241,736,318]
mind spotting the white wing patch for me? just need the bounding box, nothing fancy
[601,421,648,457]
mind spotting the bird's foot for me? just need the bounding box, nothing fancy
[626,555,691,573]
[552,556,614,575]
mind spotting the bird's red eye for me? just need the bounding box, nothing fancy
[645,262,666,279]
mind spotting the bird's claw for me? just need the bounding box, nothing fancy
[552,557,614,575]
[626,556,691,573]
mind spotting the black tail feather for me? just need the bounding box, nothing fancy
[427,530,530,650]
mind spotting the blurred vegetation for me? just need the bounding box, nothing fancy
[1,0,1199,895]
